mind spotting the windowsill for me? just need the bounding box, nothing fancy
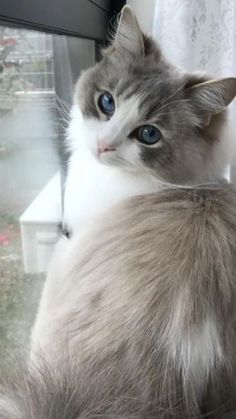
[20,172,62,273]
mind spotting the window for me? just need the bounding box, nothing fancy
[0,24,97,362]
[0,0,126,363]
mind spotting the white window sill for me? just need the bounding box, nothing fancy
[20,172,62,274]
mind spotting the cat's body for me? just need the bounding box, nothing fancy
[2,185,236,418]
[1,6,236,419]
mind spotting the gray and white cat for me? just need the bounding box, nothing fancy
[63,6,235,235]
[1,6,236,419]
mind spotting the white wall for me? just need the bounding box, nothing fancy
[127,0,155,35]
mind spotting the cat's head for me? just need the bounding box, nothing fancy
[72,6,236,184]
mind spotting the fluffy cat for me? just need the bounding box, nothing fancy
[63,6,235,235]
[1,5,236,419]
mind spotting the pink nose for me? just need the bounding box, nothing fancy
[98,141,116,154]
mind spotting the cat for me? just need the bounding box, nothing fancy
[63,6,235,235]
[1,5,236,419]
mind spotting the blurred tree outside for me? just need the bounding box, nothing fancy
[0,26,54,111]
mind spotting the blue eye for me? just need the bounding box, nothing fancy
[138,125,161,145]
[98,92,115,117]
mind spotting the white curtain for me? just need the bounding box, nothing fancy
[152,0,236,180]
[152,0,236,77]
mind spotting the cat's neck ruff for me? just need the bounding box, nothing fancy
[63,146,162,235]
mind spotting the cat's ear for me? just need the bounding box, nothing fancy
[113,6,144,56]
[186,76,236,126]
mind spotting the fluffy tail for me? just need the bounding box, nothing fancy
[1,358,234,419]
[0,359,84,419]
[0,358,163,419]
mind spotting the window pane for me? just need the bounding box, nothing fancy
[0,25,95,361]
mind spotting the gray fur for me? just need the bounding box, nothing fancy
[2,185,236,417]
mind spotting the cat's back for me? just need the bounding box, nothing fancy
[89,181,236,283]
[34,182,236,366]
[64,182,236,400]
[5,183,236,419]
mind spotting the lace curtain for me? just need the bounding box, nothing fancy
[152,0,236,76]
[152,0,236,179]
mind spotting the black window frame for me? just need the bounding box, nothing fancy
[0,0,125,41]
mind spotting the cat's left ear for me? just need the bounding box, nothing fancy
[186,76,236,126]
[113,6,144,56]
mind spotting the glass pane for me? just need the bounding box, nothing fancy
[0,25,95,361]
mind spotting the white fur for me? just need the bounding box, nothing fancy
[165,291,223,396]
[0,397,20,418]
[64,102,162,233]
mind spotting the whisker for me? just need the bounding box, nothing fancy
[154,98,190,115]
[56,94,71,114]
[54,118,70,127]
[56,111,70,125]
[53,121,69,132]
[157,83,185,106]
[156,178,225,193]
[56,105,71,121]
[54,95,71,122]
[55,93,71,112]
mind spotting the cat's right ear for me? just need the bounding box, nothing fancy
[111,6,144,56]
